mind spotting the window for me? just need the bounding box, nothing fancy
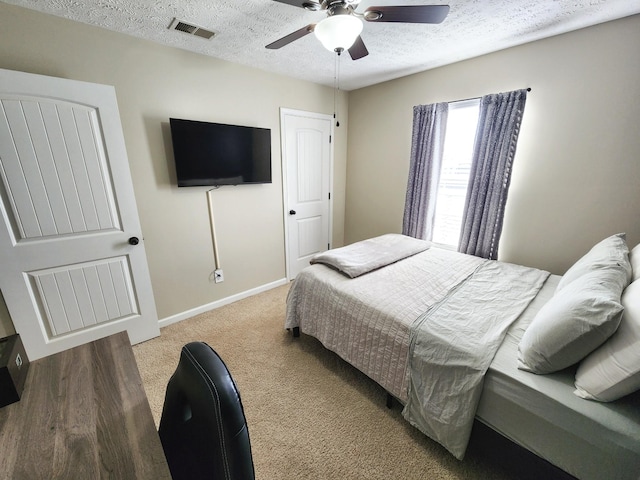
[431,99,480,248]
[404,89,527,258]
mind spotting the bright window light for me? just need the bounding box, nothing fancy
[431,99,480,248]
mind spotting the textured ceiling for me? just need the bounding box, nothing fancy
[4,0,640,91]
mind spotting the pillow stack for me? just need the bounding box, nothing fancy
[574,277,640,401]
[518,234,640,402]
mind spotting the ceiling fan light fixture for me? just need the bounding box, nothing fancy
[314,14,363,52]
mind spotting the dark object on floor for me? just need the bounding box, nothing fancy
[159,341,255,480]
[467,420,577,480]
[0,334,29,408]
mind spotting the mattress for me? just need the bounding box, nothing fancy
[478,275,640,480]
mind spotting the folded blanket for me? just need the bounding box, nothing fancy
[403,261,549,459]
[310,234,430,278]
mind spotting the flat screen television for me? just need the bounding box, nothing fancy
[169,118,272,187]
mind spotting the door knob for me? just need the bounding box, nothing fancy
[289,210,296,215]
[128,237,139,245]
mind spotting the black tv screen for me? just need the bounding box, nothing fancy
[169,118,272,187]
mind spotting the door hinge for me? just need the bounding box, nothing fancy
[328,243,330,250]
[328,192,331,200]
[329,135,332,143]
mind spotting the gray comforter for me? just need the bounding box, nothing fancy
[286,245,485,400]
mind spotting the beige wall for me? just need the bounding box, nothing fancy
[1,4,638,337]
[346,14,640,275]
[0,291,11,338]
[0,3,348,333]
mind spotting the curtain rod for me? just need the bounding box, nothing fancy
[448,87,531,105]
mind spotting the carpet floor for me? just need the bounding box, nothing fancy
[133,283,518,479]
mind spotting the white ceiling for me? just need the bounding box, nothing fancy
[5,0,640,91]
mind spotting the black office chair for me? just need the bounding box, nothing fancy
[158,342,255,480]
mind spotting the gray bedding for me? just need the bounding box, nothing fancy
[285,241,640,480]
[310,233,430,278]
[286,246,484,400]
[403,260,548,459]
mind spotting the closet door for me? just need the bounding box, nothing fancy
[281,108,333,279]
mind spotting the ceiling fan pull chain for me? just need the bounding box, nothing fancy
[334,48,342,127]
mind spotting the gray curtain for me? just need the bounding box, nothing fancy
[458,89,528,260]
[402,102,448,240]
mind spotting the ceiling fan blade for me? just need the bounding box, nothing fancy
[266,24,316,49]
[364,5,450,24]
[272,0,321,10]
[348,36,369,60]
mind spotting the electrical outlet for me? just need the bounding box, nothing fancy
[214,269,224,283]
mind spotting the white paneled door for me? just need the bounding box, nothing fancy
[0,69,159,360]
[281,109,333,279]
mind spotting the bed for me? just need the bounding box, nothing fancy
[285,233,640,480]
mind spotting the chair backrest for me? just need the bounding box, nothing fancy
[158,342,255,480]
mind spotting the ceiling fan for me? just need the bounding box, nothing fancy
[266,0,450,60]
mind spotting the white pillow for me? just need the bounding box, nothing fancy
[630,243,640,283]
[518,267,626,374]
[574,280,640,401]
[556,233,631,292]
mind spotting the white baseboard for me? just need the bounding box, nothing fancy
[158,277,289,329]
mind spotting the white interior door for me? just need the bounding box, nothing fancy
[281,109,333,279]
[0,68,159,360]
